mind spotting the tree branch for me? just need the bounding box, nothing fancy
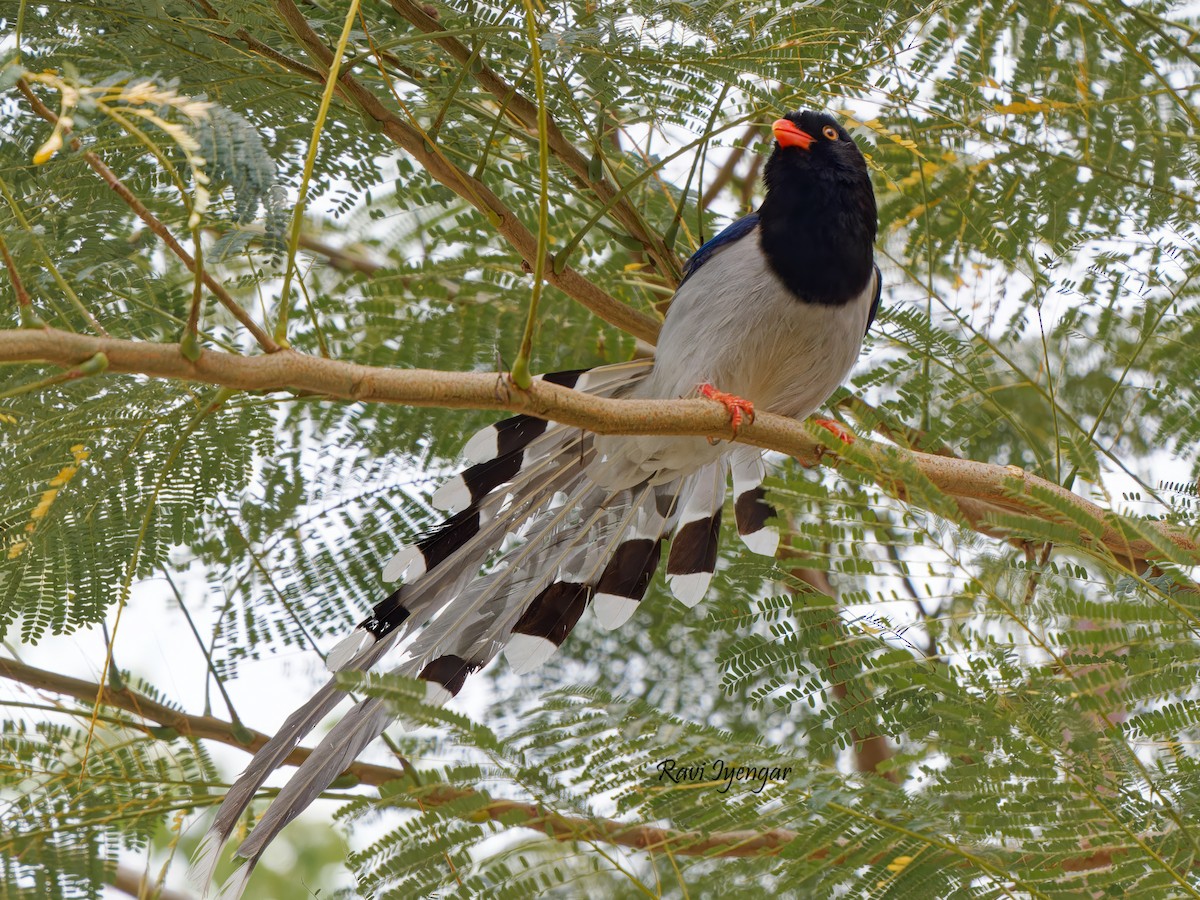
[0,656,797,858]
[110,865,191,900]
[15,80,280,354]
[2,326,1195,572]
[384,0,682,281]
[268,0,662,345]
[0,656,1139,871]
[204,224,384,275]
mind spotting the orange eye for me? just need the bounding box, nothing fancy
[822,125,839,141]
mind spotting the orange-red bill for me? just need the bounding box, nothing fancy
[772,118,814,150]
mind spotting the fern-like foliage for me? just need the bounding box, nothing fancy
[2,0,1200,896]
[0,672,217,900]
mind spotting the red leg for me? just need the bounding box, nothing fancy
[699,383,755,438]
[812,417,854,444]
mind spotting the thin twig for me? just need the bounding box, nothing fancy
[510,0,551,388]
[784,547,898,782]
[0,351,107,401]
[16,79,280,353]
[699,124,759,210]
[273,0,362,347]
[836,394,959,458]
[202,225,382,275]
[0,232,33,310]
[0,655,1142,871]
[0,174,106,333]
[162,569,241,725]
[0,231,46,329]
[1021,541,1056,606]
[385,0,680,281]
[189,0,327,81]
[266,0,661,344]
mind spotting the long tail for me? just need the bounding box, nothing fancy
[195,360,779,896]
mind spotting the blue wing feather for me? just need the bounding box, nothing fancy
[678,213,760,288]
[864,263,882,336]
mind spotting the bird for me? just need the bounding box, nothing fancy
[194,109,881,897]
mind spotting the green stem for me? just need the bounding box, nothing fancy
[0,352,107,402]
[511,0,551,390]
[551,112,759,276]
[0,174,101,332]
[1062,272,1192,492]
[274,0,363,348]
[181,225,204,361]
[665,83,731,252]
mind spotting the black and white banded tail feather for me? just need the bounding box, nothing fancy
[193,359,779,898]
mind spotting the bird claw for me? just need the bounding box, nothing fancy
[812,417,854,444]
[699,384,755,441]
[795,418,856,467]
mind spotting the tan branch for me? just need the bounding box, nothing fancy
[2,326,1195,572]
[110,865,191,900]
[15,80,280,354]
[204,224,384,275]
[268,0,661,345]
[384,0,681,282]
[0,656,398,786]
[0,657,1135,871]
[0,656,798,858]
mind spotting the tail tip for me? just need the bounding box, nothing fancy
[463,426,500,463]
[592,593,639,630]
[505,633,559,674]
[212,861,254,900]
[431,475,471,513]
[740,526,780,557]
[188,829,226,897]
[667,571,713,608]
[425,680,454,707]
[382,545,425,583]
[326,629,376,672]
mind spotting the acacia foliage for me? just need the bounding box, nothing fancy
[1,0,1199,897]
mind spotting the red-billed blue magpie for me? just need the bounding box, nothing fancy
[196,110,881,897]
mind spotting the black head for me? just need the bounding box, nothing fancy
[757,110,877,304]
[764,111,871,187]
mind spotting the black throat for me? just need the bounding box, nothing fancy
[756,171,876,306]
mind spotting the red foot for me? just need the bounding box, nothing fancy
[699,383,755,439]
[813,417,854,443]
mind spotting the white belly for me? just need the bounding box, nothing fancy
[591,231,874,489]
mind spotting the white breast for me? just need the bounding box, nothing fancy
[590,227,875,490]
[642,230,873,414]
